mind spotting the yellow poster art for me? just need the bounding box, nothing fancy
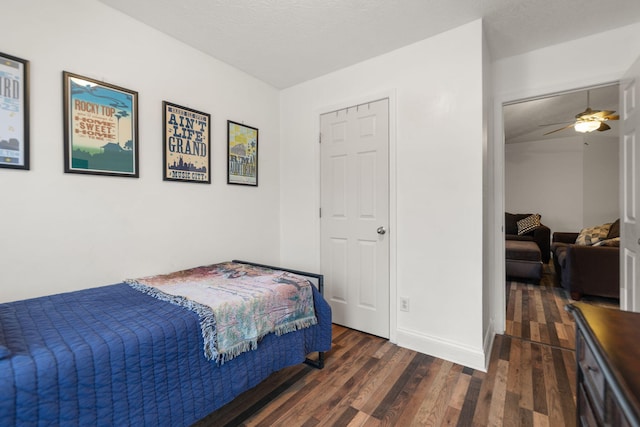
[227,120,258,186]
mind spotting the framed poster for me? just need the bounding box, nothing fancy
[0,52,29,170]
[163,101,211,183]
[63,71,138,177]
[227,120,258,186]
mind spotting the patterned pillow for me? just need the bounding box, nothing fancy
[575,223,612,246]
[517,214,541,235]
[592,237,620,247]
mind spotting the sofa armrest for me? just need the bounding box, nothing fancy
[566,245,619,299]
[553,232,579,244]
[530,225,551,263]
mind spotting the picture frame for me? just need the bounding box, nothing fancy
[227,120,258,186]
[0,52,29,170]
[163,101,211,183]
[63,71,138,177]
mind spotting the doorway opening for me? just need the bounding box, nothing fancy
[502,83,621,329]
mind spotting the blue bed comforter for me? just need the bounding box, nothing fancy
[0,282,332,426]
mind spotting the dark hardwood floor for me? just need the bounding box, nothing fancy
[195,263,618,426]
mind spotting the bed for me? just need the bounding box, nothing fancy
[0,260,332,426]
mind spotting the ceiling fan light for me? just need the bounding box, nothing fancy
[575,120,601,133]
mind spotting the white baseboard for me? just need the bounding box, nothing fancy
[483,317,497,371]
[396,327,488,372]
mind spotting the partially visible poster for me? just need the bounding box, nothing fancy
[227,120,258,186]
[163,101,211,183]
[63,71,138,177]
[0,53,29,169]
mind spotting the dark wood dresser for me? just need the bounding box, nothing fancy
[567,303,640,427]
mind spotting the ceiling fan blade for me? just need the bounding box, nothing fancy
[587,110,617,120]
[604,114,619,121]
[597,122,611,132]
[576,107,601,119]
[543,123,575,135]
[539,121,573,127]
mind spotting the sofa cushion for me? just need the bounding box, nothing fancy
[505,240,542,262]
[517,214,541,236]
[593,237,620,247]
[551,241,569,254]
[607,218,620,239]
[554,245,568,268]
[575,223,612,246]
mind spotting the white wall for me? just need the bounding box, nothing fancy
[280,21,487,370]
[6,0,638,372]
[583,135,620,227]
[493,23,640,102]
[492,23,640,332]
[1,0,281,303]
[505,134,619,234]
[505,137,585,233]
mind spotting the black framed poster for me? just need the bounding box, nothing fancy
[227,120,258,186]
[0,52,29,170]
[163,101,211,183]
[63,71,139,177]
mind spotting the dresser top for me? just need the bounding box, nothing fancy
[568,302,640,422]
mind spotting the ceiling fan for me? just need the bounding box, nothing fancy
[542,91,619,136]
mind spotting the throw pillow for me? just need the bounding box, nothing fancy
[575,223,612,246]
[517,214,541,235]
[593,237,621,247]
[607,218,620,239]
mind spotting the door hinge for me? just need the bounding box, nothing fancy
[319,133,322,143]
[319,208,322,218]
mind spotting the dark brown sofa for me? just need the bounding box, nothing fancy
[505,213,551,263]
[551,221,620,300]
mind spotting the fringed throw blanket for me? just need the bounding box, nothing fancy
[127,262,317,363]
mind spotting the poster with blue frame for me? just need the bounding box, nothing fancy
[63,71,138,177]
[0,52,29,170]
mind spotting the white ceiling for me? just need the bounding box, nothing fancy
[504,84,620,144]
[98,0,640,89]
[97,0,638,144]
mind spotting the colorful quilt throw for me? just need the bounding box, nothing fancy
[127,262,317,363]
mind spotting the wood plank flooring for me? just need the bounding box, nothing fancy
[194,263,618,426]
[505,280,576,351]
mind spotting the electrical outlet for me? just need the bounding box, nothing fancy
[400,297,409,312]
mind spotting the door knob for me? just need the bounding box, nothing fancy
[377,226,386,235]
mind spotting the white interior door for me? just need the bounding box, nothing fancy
[320,98,390,338]
[620,56,640,312]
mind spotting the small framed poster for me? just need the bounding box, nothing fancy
[63,71,139,177]
[0,52,29,170]
[163,101,211,183]
[227,120,258,186]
